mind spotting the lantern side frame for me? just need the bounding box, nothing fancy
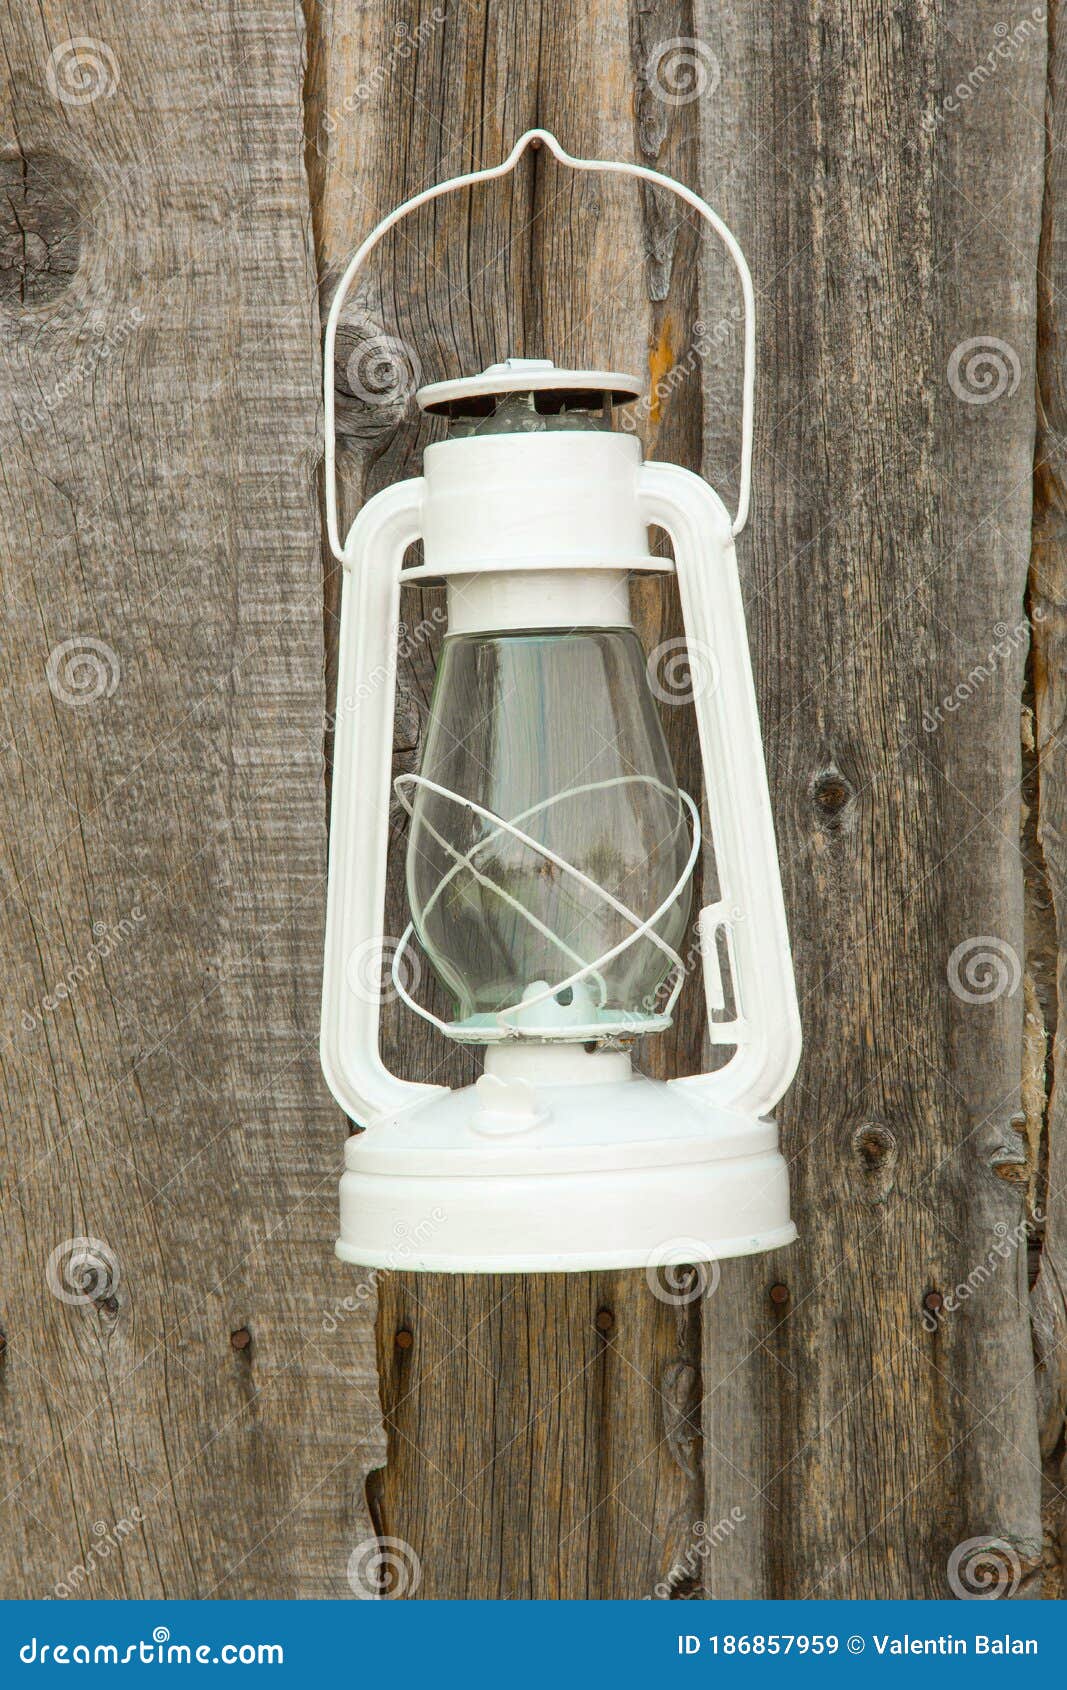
[319,476,450,1127]
[640,463,803,1122]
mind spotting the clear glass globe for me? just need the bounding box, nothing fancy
[405,625,692,1034]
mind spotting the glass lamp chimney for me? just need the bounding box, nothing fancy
[406,619,692,1035]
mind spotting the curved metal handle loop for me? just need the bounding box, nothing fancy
[323,128,756,561]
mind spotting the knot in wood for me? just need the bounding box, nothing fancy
[811,765,855,829]
[332,310,419,444]
[0,152,83,307]
[851,1121,898,1202]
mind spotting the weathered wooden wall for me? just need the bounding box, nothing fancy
[1031,0,1067,1601]
[0,0,1060,1601]
[700,0,1047,1599]
[0,4,371,1598]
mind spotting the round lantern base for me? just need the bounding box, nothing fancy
[335,1055,795,1275]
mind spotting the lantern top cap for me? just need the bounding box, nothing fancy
[416,358,643,418]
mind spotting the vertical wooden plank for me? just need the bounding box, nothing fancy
[312,0,538,1580]
[316,0,709,1596]
[0,6,365,1596]
[1031,0,1067,1602]
[699,0,1047,1597]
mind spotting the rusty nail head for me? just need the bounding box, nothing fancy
[769,1283,789,1306]
[395,1328,414,1350]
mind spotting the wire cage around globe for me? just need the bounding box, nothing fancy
[396,625,699,1043]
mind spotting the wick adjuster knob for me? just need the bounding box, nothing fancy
[472,1074,549,1136]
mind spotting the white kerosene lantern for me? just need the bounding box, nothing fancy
[320,132,801,1273]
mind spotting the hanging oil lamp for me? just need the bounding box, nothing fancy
[320,132,801,1272]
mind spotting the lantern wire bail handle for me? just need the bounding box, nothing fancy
[322,128,756,561]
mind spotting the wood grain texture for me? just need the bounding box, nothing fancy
[0,5,366,1598]
[1031,0,1067,1601]
[315,0,710,1598]
[320,0,1055,1601]
[698,0,1047,1598]
[0,0,1055,1604]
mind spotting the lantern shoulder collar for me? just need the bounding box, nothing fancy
[416,358,643,416]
